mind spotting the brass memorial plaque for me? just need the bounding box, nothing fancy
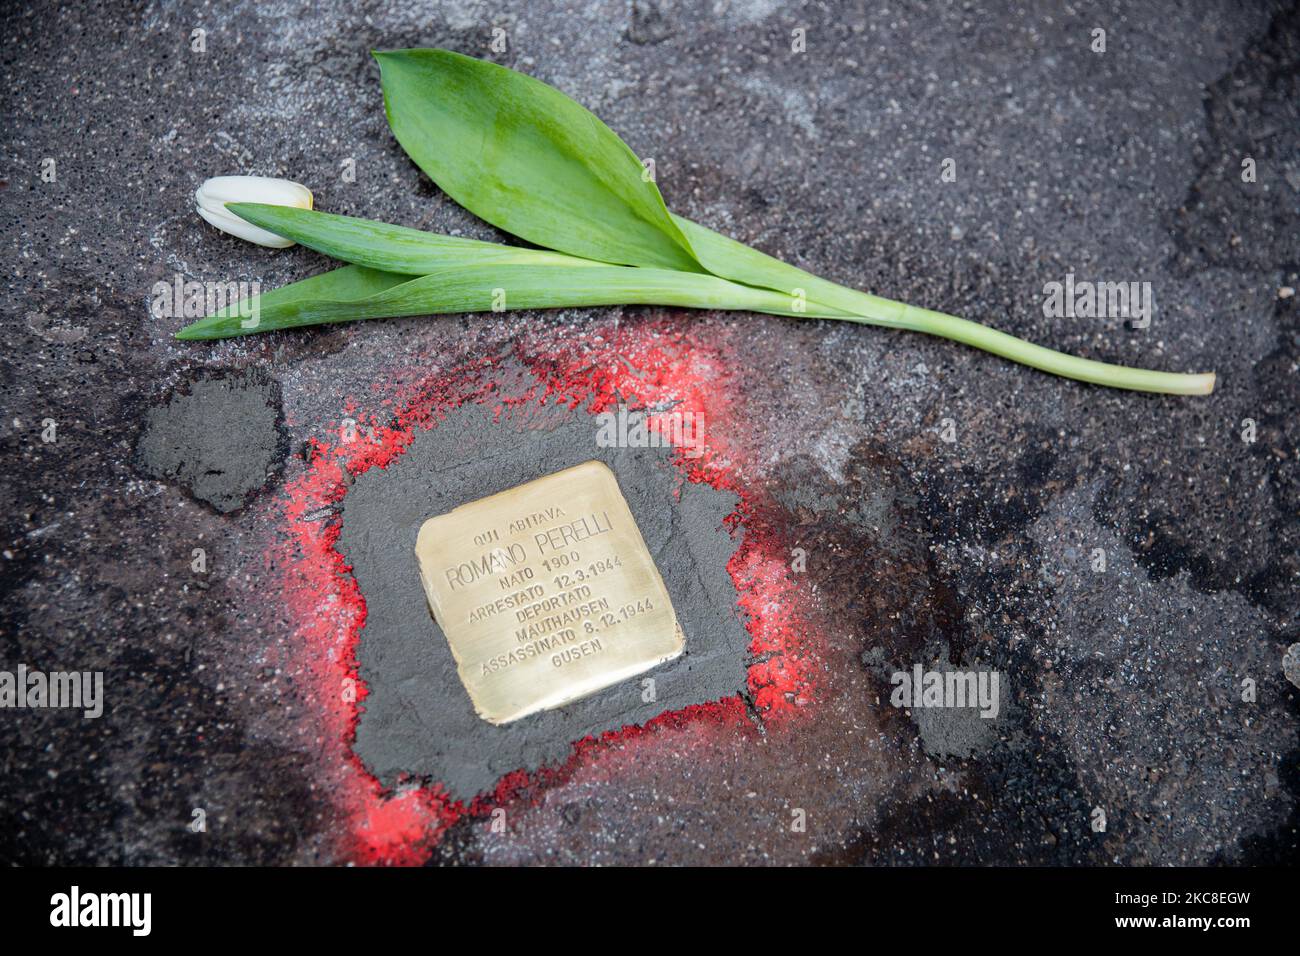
[415,461,684,725]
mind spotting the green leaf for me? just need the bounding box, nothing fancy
[175,262,855,340]
[670,215,866,313]
[374,48,701,273]
[174,265,410,339]
[373,50,870,316]
[227,203,613,275]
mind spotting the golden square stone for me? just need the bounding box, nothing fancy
[415,461,684,725]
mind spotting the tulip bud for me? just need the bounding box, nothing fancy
[195,176,314,248]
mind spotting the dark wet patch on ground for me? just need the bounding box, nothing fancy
[136,367,288,514]
[1170,2,1300,275]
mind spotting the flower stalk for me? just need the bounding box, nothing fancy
[177,49,1215,397]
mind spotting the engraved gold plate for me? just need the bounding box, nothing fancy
[415,461,684,725]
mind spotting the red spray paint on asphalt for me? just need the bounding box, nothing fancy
[271,317,818,864]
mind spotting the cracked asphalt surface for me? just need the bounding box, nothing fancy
[1,0,1297,865]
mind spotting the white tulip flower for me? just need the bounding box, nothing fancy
[195,176,313,248]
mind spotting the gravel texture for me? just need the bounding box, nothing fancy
[1,0,1296,865]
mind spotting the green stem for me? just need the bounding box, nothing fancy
[674,217,1215,395]
[840,289,1215,395]
[205,206,1217,394]
[770,271,1214,396]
